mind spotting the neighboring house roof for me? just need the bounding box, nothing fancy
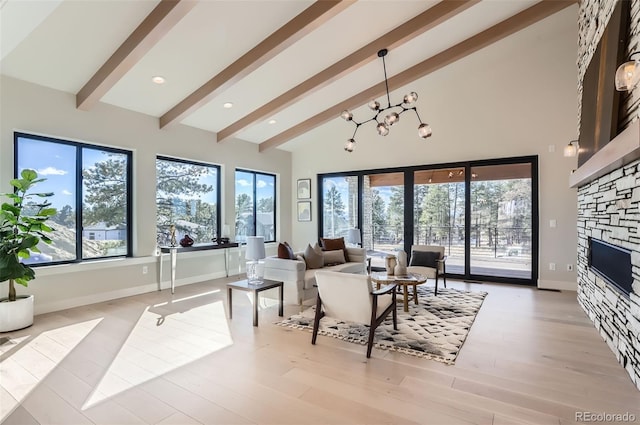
[256,212,274,227]
[83,222,126,231]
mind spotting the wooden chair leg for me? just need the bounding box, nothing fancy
[392,303,397,330]
[443,263,447,288]
[366,325,376,358]
[311,295,323,345]
[434,275,439,296]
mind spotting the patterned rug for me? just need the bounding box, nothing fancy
[276,286,487,364]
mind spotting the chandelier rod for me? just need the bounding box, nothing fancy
[379,49,392,108]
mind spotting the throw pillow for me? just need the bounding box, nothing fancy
[304,244,324,269]
[320,237,350,262]
[409,250,440,268]
[277,242,296,260]
[323,249,346,266]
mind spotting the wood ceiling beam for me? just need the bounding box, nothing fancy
[76,0,196,111]
[259,0,575,152]
[216,0,479,143]
[159,0,353,129]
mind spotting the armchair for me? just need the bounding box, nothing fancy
[312,270,397,358]
[406,245,447,296]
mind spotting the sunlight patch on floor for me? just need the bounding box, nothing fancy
[83,299,232,410]
[0,318,103,421]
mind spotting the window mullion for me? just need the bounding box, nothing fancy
[76,147,83,262]
[253,173,258,236]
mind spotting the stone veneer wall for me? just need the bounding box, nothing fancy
[577,0,640,390]
[577,161,640,389]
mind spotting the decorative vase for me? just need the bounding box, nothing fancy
[396,250,407,267]
[395,250,407,276]
[394,263,407,277]
[169,224,177,247]
[180,234,194,247]
[385,255,397,275]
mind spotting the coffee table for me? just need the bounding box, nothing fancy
[227,279,283,326]
[370,272,427,312]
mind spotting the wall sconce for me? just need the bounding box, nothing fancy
[563,140,579,157]
[615,52,640,91]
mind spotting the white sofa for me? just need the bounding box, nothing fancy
[263,247,367,305]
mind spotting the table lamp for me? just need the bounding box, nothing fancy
[346,228,362,247]
[245,236,265,283]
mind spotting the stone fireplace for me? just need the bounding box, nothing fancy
[576,0,640,391]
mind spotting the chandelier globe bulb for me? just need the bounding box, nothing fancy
[376,122,390,136]
[344,139,355,152]
[384,112,400,126]
[340,110,353,121]
[403,92,418,104]
[418,123,432,139]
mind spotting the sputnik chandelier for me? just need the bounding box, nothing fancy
[341,48,432,153]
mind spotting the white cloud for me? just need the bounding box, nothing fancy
[38,167,67,176]
[256,180,267,188]
[236,179,251,187]
[62,189,72,196]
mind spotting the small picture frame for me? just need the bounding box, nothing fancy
[297,201,312,222]
[297,178,311,199]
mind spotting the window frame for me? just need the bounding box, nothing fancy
[14,132,133,265]
[235,168,277,243]
[156,155,222,244]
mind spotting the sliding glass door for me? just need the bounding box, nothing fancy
[363,172,404,270]
[321,175,358,239]
[318,157,537,285]
[469,163,533,279]
[414,169,465,275]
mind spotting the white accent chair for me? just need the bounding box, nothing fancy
[312,270,397,358]
[406,245,447,296]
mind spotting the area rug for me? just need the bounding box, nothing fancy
[276,286,487,364]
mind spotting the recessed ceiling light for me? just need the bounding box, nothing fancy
[151,76,165,84]
[223,102,233,109]
[268,119,277,125]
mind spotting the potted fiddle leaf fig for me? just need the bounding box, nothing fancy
[0,169,56,332]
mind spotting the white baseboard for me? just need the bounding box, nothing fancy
[537,279,577,291]
[34,271,229,315]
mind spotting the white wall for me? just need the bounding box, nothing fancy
[289,6,579,290]
[0,76,291,313]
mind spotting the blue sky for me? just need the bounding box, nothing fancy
[17,137,76,209]
[235,171,275,201]
[17,136,133,210]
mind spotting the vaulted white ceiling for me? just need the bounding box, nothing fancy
[0,0,576,152]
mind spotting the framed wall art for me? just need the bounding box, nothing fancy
[297,178,311,199]
[297,201,311,222]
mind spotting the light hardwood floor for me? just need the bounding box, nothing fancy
[1,277,639,425]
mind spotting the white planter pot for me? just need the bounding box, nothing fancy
[0,295,34,333]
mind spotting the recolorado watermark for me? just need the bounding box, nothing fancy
[576,411,636,422]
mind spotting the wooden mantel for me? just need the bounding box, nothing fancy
[570,120,640,188]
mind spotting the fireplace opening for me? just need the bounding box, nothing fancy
[588,238,633,297]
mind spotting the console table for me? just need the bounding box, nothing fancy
[158,243,239,294]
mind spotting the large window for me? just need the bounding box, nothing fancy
[235,170,276,243]
[156,157,220,246]
[15,133,132,264]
